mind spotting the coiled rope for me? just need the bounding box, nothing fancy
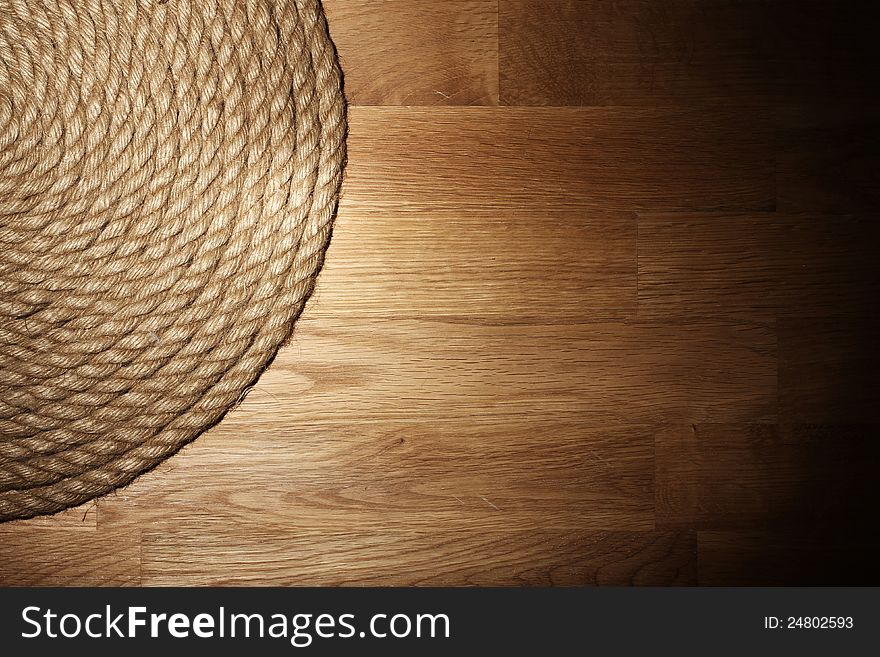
[0,0,347,521]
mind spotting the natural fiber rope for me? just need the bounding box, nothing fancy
[0,0,346,522]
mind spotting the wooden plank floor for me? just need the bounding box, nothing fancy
[2,0,878,586]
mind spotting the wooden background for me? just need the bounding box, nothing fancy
[2,0,878,586]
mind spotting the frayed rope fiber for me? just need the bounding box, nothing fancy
[0,0,347,522]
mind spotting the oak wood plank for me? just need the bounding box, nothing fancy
[500,0,777,106]
[0,529,140,586]
[325,0,499,106]
[313,208,636,321]
[96,420,655,533]
[637,212,878,319]
[499,1,876,107]
[141,526,695,586]
[206,316,777,426]
[345,107,774,213]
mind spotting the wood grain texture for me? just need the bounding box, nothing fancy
[227,316,776,426]
[500,0,776,106]
[0,529,139,586]
[499,1,877,107]
[345,107,774,213]
[325,0,499,106]
[141,526,696,586]
[638,212,879,319]
[96,421,656,534]
[0,0,875,586]
[314,208,636,321]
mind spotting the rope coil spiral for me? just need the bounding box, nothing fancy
[0,0,347,521]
